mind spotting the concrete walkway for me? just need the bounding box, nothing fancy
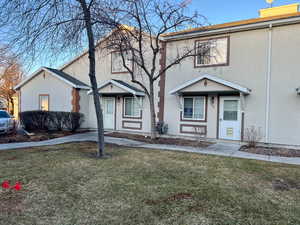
[1,132,300,166]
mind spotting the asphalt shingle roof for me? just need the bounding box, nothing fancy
[45,67,89,88]
[111,79,144,93]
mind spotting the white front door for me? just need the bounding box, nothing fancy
[219,96,241,141]
[102,97,115,130]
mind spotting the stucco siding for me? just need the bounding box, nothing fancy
[164,30,269,139]
[268,23,300,145]
[20,71,73,112]
[164,23,300,146]
[62,42,161,134]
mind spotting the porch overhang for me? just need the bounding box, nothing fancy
[169,74,251,95]
[87,79,145,96]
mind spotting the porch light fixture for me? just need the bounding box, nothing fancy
[210,96,215,105]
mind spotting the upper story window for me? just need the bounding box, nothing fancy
[195,37,229,67]
[111,51,133,74]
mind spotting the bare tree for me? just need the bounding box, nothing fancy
[97,0,206,139]
[0,0,107,157]
[0,57,22,115]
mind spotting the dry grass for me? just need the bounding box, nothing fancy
[0,142,300,225]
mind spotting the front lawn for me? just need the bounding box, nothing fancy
[0,142,300,225]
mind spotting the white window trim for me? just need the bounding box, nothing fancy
[195,37,228,67]
[182,96,206,121]
[39,95,49,111]
[123,97,141,118]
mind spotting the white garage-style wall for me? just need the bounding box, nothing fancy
[20,70,73,112]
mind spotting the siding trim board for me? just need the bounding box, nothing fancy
[71,88,81,113]
[158,41,167,122]
[180,124,207,135]
[122,120,142,130]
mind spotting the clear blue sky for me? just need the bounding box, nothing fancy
[189,0,299,25]
[27,0,300,74]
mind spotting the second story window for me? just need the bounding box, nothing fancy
[195,37,229,67]
[111,51,132,73]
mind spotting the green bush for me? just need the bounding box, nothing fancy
[19,111,84,132]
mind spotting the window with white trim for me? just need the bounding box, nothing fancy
[39,95,49,111]
[183,96,205,120]
[195,37,228,67]
[124,97,141,117]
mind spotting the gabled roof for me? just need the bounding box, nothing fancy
[87,79,145,96]
[169,74,251,95]
[14,67,89,90]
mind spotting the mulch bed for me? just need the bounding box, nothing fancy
[240,145,300,158]
[0,130,89,144]
[106,132,213,148]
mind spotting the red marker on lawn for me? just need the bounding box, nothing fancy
[1,180,10,189]
[13,182,22,191]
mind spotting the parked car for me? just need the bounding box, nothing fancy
[0,110,15,134]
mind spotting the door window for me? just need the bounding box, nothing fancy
[106,99,114,114]
[223,100,238,121]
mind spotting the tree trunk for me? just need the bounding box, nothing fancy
[78,0,105,157]
[149,81,157,139]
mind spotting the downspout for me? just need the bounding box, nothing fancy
[265,23,273,143]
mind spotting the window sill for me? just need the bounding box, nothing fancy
[194,63,229,68]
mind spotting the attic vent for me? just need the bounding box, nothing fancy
[259,3,299,18]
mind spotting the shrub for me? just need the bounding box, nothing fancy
[64,112,84,132]
[245,126,263,148]
[19,110,84,132]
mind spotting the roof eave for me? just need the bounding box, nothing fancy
[14,67,89,90]
[14,67,45,90]
[169,74,251,95]
[87,79,145,96]
[163,16,300,41]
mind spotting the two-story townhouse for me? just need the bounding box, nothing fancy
[15,36,161,133]
[161,3,300,146]
[15,3,300,146]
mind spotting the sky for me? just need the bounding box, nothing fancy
[27,0,300,74]
[189,0,300,25]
